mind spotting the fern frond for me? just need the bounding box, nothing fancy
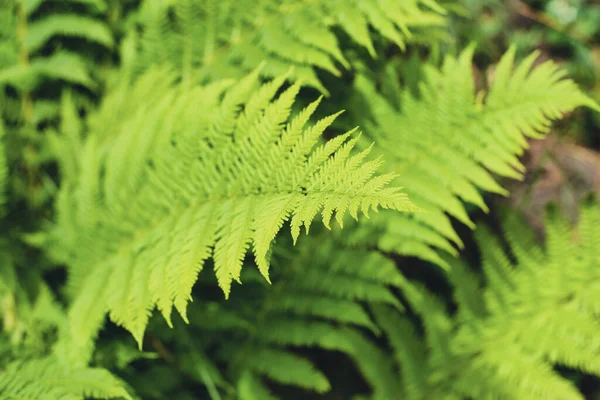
[353,46,599,267]
[0,264,133,400]
[371,305,428,400]
[370,200,600,400]
[47,67,413,353]
[131,0,447,92]
[0,356,132,400]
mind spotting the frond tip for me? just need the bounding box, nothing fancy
[50,68,414,349]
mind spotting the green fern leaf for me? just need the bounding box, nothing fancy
[353,46,599,267]
[131,0,447,92]
[0,356,132,400]
[48,67,413,352]
[370,200,600,400]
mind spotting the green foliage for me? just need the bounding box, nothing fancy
[350,45,598,268]
[130,0,447,92]
[1,1,599,399]
[0,268,130,400]
[0,356,131,400]
[453,0,600,89]
[46,65,413,358]
[0,122,6,212]
[174,236,404,399]
[0,0,115,126]
[367,199,600,400]
[448,0,600,145]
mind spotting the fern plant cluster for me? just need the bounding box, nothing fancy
[0,0,599,399]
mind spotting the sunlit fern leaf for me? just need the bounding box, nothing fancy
[131,0,447,92]
[0,356,132,400]
[353,45,600,268]
[485,202,600,377]
[47,66,413,354]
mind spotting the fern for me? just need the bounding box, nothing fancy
[46,66,414,356]
[130,0,447,92]
[23,0,109,15]
[0,0,115,126]
[364,200,600,400]
[2,1,600,398]
[132,233,402,399]
[352,46,599,268]
[0,357,132,400]
[0,268,131,400]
